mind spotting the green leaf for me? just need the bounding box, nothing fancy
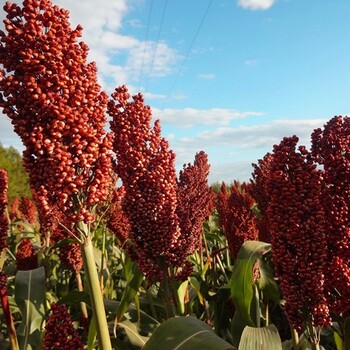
[118,320,150,347]
[230,241,271,326]
[15,267,46,350]
[87,316,97,350]
[57,290,91,307]
[142,316,235,350]
[177,280,189,315]
[238,324,282,350]
[189,277,204,305]
[231,311,248,348]
[257,258,280,302]
[114,261,144,329]
[344,316,350,350]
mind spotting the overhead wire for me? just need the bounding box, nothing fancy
[144,0,169,92]
[165,0,213,101]
[138,0,153,90]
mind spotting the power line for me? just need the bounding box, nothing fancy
[138,0,153,90]
[166,0,213,100]
[144,0,169,92]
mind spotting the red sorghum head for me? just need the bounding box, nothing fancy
[217,180,258,262]
[311,116,350,314]
[0,0,114,232]
[264,136,331,330]
[108,86,213,281]
[0,169,9,252]
[42,303,84,350]
[16,238,38,271]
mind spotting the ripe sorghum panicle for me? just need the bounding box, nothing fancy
[0,0,114,230]
[108,86,213,281]
[265,136,331,330]
[0,270,7,290]
[217,180,258,262]
[108,86,180,280]
[16,238,38,270]
[19,197,38,224]
[250,153,274,243]
[0,169,8,252]
[311,116,350,314]
[107,187,130,246]
[42,303,84,350]
[175,151,214,272]
[9,197,23,222]
[59,243,83,273]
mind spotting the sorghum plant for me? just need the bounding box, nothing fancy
[42,303,84,350]
[108,86,213,282]
[216,181,258,262]
[256,136,331,335]
[311,116,350,315]
[0,1,115,347]
[108,86,214,318]
[16,238,38,270]
[250,153,273,243]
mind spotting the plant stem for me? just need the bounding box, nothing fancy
[75,271,89,332]
[290,325,300,350]
[307,319,321,350]
[161,263,176,319]
[0,287,19,350]
[81,236,112,350]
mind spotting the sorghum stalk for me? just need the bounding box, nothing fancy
[0,272,19,350]
[80,233,111,350]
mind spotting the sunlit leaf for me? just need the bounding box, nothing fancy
[230,241,271,326]
[238,324,282,350]
[142,316,235,350]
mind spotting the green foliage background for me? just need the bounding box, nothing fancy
[0,143,31,201]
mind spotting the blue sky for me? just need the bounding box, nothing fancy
[1,0,350,183]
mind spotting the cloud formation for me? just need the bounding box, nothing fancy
[237,0,276,10]
[53,0,179,93]
[153,108,264,127]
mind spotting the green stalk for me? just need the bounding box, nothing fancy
[290,325,300,350]
[307,319,321,350]
[160,261,176,319]
[75,271,89,333]
[81,236,112,350]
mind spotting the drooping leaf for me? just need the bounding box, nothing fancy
[118,319,150,347]
[177,280,189,315]
[142,316,235,350]
[257,258,280,303]
[15,267,46,350]
[114,260,144,331]
[238,324,282,350]
[189,276,204,305]
[229,241,271,326]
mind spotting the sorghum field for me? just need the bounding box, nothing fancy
[0,1,349,349]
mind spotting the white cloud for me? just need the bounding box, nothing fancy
[52,0,179,93]
[153,108,264,127]
[178,119,326,149]
[237,0,276,10]
[167,118,328,183]
[197,73,216,80]
[244,59,259,67]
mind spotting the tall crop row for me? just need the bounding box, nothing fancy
[0,1,349,349]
